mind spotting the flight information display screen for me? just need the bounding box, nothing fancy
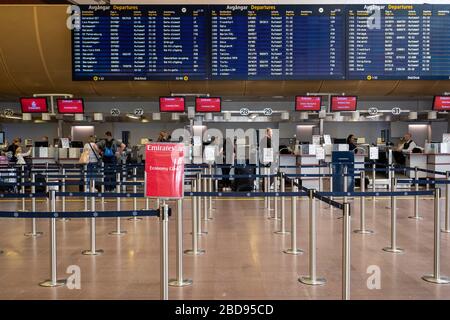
[72,4,450,81]
[72,5,209,80]
[211,5,345,80]
[347,4,450,80]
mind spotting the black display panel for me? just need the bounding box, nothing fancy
[347,4,450,80]
[72,5,209,80]
[211,5,346,80]
[71,4,450,81]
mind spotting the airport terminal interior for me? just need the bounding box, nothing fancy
[2,0,450,302]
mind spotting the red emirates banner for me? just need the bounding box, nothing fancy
[145,143,185,199]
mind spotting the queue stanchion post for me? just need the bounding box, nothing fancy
[39,190,66,287]
[264,167,269,210]
[283,178,303,255]
[299,189,326,286]
[110,173,126,236]
[354,170,373,234]
[344,165,348,204]
[159,200,169,300]
[101,162,105,208]
[83,164,88,212]
[208,164,213,216]
[409,166,423,220]
[442,172,450,233]
[383,177,404,253]
[19,164,27,212]
[197,173,207,235]
[60,168,70,221]
[275,173,289,234]
[342,202,351,300]
[203,171,210,221]
[371,162,376,202]
[184,179,205,255]
[129,167,142,221]
[169,198,193,287]
[422,188,450,284]
[426,177,430,191]
[82,179,103,255]
[25,173,43,237]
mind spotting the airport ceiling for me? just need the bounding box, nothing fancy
[0,4,449,101]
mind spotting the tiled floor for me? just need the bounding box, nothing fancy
[0,194,449,300]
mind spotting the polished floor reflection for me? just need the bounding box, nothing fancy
[0,194,449,299]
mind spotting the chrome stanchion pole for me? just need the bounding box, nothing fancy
[422,188,450,284]
[39,190,66,287]
[208,164,213,217]
[169,199,193,287]
[371,162,376,202]
[197,173,207,235]
[129,167,142,221]
[19,165,27,212]
[284,178,303,255]
[25,173,43,237]
[264,167,269,209]
[101,162,105,208]
[343,165,348,204]
[160,200,169,300]
[426,177,430,191]
[442,172,450,233]
[299,189,326,285]
[383,177,404,253]
[59,168,70,222]
[274,173,279,219]
[110,173,126,236]
[203,171,210,221]
[275,173,288,234]
[354,170,373,234]
[342,202,351,300]
[82,179,103,255]
[185,180,205,255]
[83,165,88,212]
[409,166,423,220]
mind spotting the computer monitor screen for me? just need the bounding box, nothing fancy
[433,96,450,111]
[20,97,48,113]
[195,97,221,112]
[159,97,185,112]
[0,132,4,145]
[57,99,84,114]
[34,141,49,148]
[330,96,357,112]
[295,96,321,111]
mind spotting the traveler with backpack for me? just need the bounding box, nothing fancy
[96,132,125,191]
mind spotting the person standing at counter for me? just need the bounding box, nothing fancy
[346,134,357,152]
[5,138,21,163]
[84,135,101,190]
[97,131,125,191]
[393,133,418,165]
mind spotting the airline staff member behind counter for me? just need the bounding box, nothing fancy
[393,132,418,165]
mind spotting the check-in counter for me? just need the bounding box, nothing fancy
[297,154,319,190]
[427,153,450,179]
[405,153,428,178]
[279,154,297,175]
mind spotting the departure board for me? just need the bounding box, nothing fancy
[72,4,450,81]
[347,4,450,80]
[72,5,209,80]
[211,5,345,80]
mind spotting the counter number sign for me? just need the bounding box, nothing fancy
[134,108,144,116]
[391,107,401,115]
[110,108,120,116]
[368,107,378,115]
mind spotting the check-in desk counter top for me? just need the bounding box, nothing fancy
[58,158,81,165]
[32,157,57,165]
[279,154,297,175]
[427,153,450,179]
[297,154,320,190]
[405,153,428,178]
[324,153,366,172]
